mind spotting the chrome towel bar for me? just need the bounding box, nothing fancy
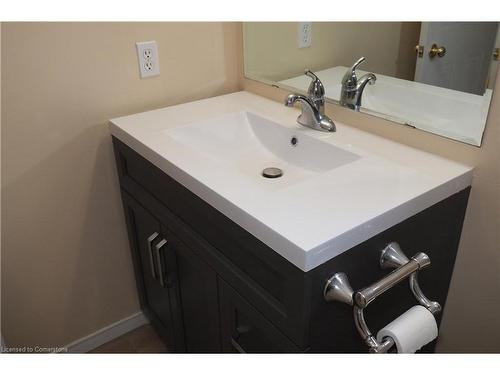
[324,242,441,353]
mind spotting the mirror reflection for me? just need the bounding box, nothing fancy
[244,22,499,146]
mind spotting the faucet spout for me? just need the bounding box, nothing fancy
[356,73,376,92]
[318,118,336,132]
[285,93,314,108]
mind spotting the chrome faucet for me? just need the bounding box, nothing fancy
[285,70,336,132]
[340,57,376,111]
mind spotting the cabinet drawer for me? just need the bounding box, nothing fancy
[218,277,301,353]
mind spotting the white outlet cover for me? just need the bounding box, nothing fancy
[298,22,312,48]
[136,41,160,78]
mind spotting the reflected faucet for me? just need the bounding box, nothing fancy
[284,70,336,132]
[340,57,377,111]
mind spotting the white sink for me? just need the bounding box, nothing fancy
[165,111,360,191]
[110,91,472,271]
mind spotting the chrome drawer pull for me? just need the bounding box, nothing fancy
[146,232,159,279]
[230,338,246,353]
[154,239,168,288]
[230,325,251,353]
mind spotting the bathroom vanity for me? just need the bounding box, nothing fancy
[110,92,472,353]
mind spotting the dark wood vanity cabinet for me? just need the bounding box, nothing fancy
[121,195,185,351]
[174,236,221,352]
[122,191,221,352]
[113,137,470,353]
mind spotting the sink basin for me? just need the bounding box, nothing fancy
[165,111,359,191]
[110,91,472,271]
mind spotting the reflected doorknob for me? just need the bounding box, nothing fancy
[415,44,424,58]
[429,43,446,58]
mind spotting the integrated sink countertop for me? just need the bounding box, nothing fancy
[110,91,473,272]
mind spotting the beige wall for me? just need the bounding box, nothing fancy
[243,72,500,352]
[1,22,242,348]
[244,22,414,82]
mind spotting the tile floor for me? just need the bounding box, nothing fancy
[91,324,167,353]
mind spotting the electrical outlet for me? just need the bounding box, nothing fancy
[136,41,160,78]
[298,22,312,48]
[143,48,153,59]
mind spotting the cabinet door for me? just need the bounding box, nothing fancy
[170,231,221,352]
[122,193,185,351]
[218,278,300,353]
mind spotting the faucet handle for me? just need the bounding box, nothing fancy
[304,69,325,101]
[342,57,367,88]
[350,56,366,71]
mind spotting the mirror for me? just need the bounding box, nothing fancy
[243,22,499,146]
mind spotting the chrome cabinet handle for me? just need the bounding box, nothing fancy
[230,325,251,353]
[230,338,246,353]
[146,232,159,279]
[154,239,168,288]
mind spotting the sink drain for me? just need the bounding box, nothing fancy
[262,167,283,179]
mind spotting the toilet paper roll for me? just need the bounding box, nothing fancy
[376,305,438,353]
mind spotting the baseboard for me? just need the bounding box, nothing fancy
[66,311,149,353]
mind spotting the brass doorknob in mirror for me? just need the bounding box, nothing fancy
[429,43,446,58]
[415,45,424,58]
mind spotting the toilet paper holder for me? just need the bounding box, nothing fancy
[323,242,441,353]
